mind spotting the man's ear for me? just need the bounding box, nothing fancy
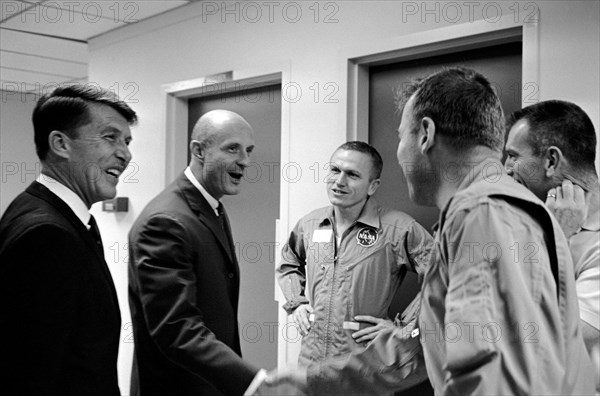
[419,117,436,154]
[48,130,71,159]
[190,140,205,162]
[544,146,564,177]
[367,178,381,196]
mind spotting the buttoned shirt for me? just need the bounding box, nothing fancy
[570,200,600,330]
[277,198,434,367]
[184,167,219,216]
[37,173,90,227]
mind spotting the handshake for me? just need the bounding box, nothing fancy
[245,368,309,396]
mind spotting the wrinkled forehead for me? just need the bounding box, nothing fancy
[330,149,373,172]
[212,122,255,144]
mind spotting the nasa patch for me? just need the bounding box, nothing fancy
[356,227,378,247]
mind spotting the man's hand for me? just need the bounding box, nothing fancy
[352,315,394,344]
[291,304,313,336]
[546,179,588,238]
[252,369,308,395]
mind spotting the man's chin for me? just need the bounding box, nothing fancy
[225,185,242,195]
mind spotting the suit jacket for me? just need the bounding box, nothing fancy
[128,172,258,396]
[0,181,121,396]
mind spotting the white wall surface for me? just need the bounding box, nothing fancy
[84,1,599,393]
[0,91,39,214]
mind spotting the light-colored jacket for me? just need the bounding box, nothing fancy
[306,160,596,396]
[277,198,434,367]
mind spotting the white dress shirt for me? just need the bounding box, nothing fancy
[37,173,90,228]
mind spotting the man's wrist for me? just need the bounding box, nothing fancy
[244,369,268,396]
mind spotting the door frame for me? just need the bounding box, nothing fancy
[162,63,294,369]
[343,14,539,141]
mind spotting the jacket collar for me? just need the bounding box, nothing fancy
[175,173,236,265]
[318,197,381,230]
[26,181,116,297]
[27,181,97,248]
[184,166,219,216]
[36,173,90,227]
[434,158,517,232]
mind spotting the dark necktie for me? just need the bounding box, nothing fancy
[217,202,232,246]
[88,214,104,250]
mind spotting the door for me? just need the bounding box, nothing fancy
[369,41,522,318]
[188,84,281,369]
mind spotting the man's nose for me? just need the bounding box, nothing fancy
[116,141,132,164]
[335,173,347,185]
[237,150,251,167]
[504,159,514,175]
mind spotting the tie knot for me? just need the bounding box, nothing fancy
[217,202,224,216]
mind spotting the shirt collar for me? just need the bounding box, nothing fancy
[435,158,504,232]
[37,173,90,227]
[184,167,219,216]
[582,193,600,232]
[318,197,381,229]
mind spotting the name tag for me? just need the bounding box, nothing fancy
[343,321,360,331]
[312,229,332,243]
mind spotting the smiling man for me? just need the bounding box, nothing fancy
[505,100,600,392]
[276,141,434,392]
[128,110,262,396]
[0,84,137,395]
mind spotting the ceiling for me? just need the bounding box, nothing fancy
[1,0,195,93]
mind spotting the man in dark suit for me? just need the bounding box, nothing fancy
[0,84,137,395]
[128,109,262,395]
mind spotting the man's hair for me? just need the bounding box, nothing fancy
[398,67,505,152]
[336,141,383,180]
[32,84,137,160]
[507,100,597,173]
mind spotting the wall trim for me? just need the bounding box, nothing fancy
[343,14,540,141]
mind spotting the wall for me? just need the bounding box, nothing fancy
[0,91,39,214]
[85,1,599,393]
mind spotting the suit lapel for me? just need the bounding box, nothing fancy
[26,182,120,308]
[27,182,102,258]
[176,175,237,266]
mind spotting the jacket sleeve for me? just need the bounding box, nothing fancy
[306,296,428,395]
[440,207,505,395]
[276,220,310,314]
[405,220,435,280]
[129,214,258,395]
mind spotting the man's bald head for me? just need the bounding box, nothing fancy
[188,110,255,199]
[191,110,253,148]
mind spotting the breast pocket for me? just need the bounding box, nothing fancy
[346,244,397,318]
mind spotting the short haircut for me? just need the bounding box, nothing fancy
[32,84,137,160]
[507,100,597,173]
[398,67,505,152]
[335,141,383,180]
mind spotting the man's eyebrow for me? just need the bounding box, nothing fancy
[102,126,124,134]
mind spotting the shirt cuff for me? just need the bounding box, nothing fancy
[244,369,268,396]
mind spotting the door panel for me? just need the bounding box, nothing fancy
[188,84,281,369]
[369,41,522,318]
